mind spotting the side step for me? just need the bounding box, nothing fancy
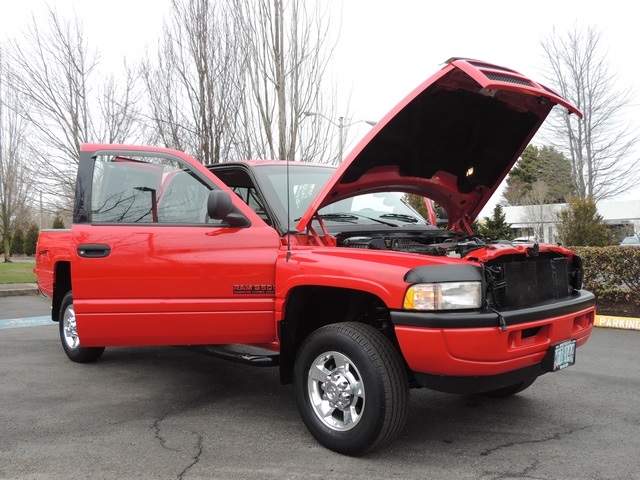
[186,344,279,367]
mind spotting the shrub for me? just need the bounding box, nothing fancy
[24,223,40,256]
[52,215,66,229]
[556,197,612,246]
[573,246,640,307]
[475,205,513,241]
[11,227,24,255]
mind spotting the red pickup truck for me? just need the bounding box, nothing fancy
[35,58,595,456]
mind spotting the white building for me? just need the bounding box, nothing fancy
[503,199,640,243]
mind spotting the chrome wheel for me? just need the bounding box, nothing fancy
[307,350,365,431]
[62,303,80,350]
[59,292,105,363]
[294,323,409,455]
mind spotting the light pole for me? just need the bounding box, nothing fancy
[338,116,343,162]
[301,111,376,163]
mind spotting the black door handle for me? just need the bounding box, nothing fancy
[77,244,111,258]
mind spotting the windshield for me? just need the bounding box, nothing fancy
[255,164,429,230]
[317,192,428,226]
[621,236,640,245]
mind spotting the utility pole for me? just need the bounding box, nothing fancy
[301,112,376,164]
[0,47,4,205]
[338,116,344,163]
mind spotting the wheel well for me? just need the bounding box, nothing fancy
[278,286,398,384]
[52,262,71,322]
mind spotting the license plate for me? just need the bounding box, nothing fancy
[548,339,576,372]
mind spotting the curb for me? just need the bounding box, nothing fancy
[594,314,640,332]
[0,284,39,298]
[2,285,639,332]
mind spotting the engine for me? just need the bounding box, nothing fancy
[338,232,487,258]
[337,231,584,310]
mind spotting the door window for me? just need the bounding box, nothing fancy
[91,155,216,225]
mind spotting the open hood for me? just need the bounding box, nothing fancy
[297,58,581,233]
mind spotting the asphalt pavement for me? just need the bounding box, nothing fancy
[0,294,639,479]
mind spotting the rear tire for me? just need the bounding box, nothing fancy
[59,292,105,363]
[294,322,409,456]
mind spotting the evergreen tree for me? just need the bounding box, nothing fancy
[504,145,575,205]
[24,223,39,256]
[11,227,24,255]
[475,205,513,241]
[403,194,430,222]
[52,215,66,229]
[556,197,612,246]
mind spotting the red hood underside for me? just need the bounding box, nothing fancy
[297,58,580,233]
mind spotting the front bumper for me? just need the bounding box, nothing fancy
[391,290,596,387]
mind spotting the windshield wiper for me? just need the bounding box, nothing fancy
[318,213,360,223]
[293,214,357,222]
[350,213,398,227]
[323,212,399,227]
[296,212,398,227]
[379,213,420,224]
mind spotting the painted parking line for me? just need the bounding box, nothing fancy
[595,314,640,331]
[0,316,53,329]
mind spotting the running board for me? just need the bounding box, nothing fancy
[186,345,279,367]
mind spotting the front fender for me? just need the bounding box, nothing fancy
[274,246,468,318]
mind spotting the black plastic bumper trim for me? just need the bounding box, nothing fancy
[391,290,595,329]
[404,264,482,284]
[414,364,545,395]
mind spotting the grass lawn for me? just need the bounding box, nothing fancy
[0,260,37,284]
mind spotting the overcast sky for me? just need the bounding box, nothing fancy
[2,0,638,214]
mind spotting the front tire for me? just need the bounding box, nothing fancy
[294,322,409,456]
[59,292,105,363]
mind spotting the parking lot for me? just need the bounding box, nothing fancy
[1,295,639,479]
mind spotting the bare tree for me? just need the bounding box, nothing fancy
[139,0,339,164]
[233,0,338,162]
[98,64,144,145]
[6,7,141,211]
[521,180,555,241]
[141,0,243,164]
[503,180,527,207]
[0,50,33,261]
[541,26,639,201]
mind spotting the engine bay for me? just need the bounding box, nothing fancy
[336,229,491,258]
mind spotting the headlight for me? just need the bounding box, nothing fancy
[403,282,482,310]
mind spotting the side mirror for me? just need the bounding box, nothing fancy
[207,190,250,227]
[208,190,232,219]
